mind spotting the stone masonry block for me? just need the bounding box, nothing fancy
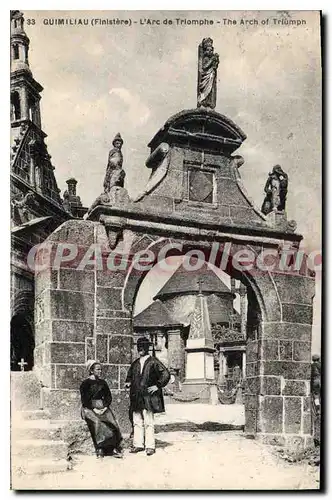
[283,380,308,396]
[261,340,279,360]
[262,323,312,341]
[41,388,81,420]
[273,274,315,305]
[109,335,132,364]
[244,395,259,410]
[52,320,93,342]
[216,179,247,206]
[303,412,312,435]
[96,286,122,311]
[58,269,94,294]
[50,219,96,246]
[293,341,311,362]
[35,319,52,346]
[119,365,131,389]
[244,409,257,434]
[36,365,55,389]
[246,377,260,395]
[35,270,58,298]
[85,337,96,361]
[96,318,131,336]
[96,334,108,363]
[50,290,94,321]
[101,364,118,390]
[263,361,310,380]
[284,397,302,434]
[303,396,311,412]
[261,376,281,395]
[246,340,258,363]
[50,342,85,364]
[96,269,126,288]
[230,206,260,224]
[54,365,86,390]
[279,340,293,360]
[259,396,283,434]
[282,304,313,324]
[246,362,259,377]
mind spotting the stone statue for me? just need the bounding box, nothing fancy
[197,38,219,109]
[62,190,72,214]
[103,133,125,193]
[261,165,288,215]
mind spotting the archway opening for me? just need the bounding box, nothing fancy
[10,313,34,371]
[130,250,262,404]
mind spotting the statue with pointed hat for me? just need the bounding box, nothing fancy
[103,132,125,193]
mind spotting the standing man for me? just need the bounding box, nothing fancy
[125,336,170,456]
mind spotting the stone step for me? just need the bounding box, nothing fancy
[17,409,51,420]
[12,420,63,441]
[11,439,68,460]
[12,458,69,476]
[11,372,42,411]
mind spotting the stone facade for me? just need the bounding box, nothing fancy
[10,11,87,372]
[31,35,316,448]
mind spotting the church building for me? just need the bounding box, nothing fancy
[10,11,87,371]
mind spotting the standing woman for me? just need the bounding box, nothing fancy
[80,360,123,458]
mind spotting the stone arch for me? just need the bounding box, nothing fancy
[122,237,282,324]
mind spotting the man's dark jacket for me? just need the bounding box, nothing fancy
[126,356,170,413]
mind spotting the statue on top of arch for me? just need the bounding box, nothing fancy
[103,133,126,193]
[197,37,219,109]
[261,164,288,215]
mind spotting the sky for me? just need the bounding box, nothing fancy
[23,10,321,352]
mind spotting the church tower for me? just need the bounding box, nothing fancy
[10,10,62,205]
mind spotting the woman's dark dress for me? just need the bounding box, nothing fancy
[80,377,122,454]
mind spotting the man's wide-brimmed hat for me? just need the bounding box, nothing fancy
[86,359,100,372]
[136,337,151,349]
[112,132,123,146]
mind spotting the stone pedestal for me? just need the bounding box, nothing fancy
[182,287,218,404]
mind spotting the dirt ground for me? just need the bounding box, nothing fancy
[12,430,320,490]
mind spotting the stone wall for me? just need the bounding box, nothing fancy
[34,217,315,447]
[34,220,132,430]
[245,272,315,449]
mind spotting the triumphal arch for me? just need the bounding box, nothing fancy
[34,37,315,448]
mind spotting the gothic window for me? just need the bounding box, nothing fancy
[11,92,21,121]
[13,44,19,60]
[188,167,215,203]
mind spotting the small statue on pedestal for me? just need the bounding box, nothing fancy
[261,165,288,215]
[197,37,219,109]
[103,133,125,193]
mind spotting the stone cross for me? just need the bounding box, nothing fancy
[18,358,28,371]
